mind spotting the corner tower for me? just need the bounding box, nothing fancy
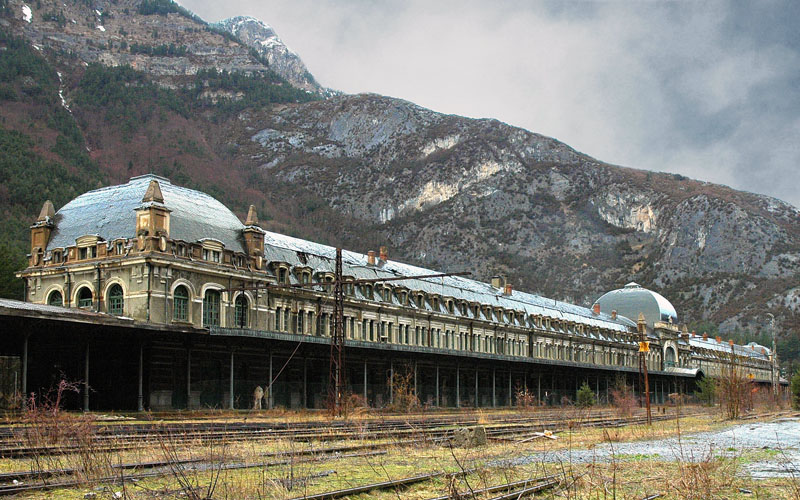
[135,179,171,251]
[29,200,55,266]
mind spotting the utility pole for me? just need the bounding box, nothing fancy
[637,313,651,425]
[328,248,346,416]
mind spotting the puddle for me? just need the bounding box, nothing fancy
[501,418,800,478]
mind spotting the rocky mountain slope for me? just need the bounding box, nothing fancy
[0,0,798,341]
[214,16,323,93]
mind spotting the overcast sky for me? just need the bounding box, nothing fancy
[181,0,800,208]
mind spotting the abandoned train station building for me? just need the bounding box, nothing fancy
[2,175,776,411]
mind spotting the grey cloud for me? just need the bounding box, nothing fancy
[180,0,800,207]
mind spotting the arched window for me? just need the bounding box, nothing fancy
[174,285,189,322]
[77,287,93,308]
[234,294,248,328]
[665,346,676,367]
[203,290,221,327]
[108,284,124,315]
[47,290,63,307]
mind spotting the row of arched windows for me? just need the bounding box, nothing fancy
[46,284,251,328]
[47,285,124,314]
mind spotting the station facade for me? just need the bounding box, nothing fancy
[7,175,775,411]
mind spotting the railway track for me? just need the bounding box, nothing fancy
[0,407,788,498]
[0,407,712,458]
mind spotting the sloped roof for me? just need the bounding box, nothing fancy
[262,231,634,333]
[47,175,247,253]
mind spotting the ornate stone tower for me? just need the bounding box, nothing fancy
[29,200,55,266]
[135,179,171,252]
[242,205,265,269]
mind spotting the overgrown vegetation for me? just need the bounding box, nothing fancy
[694,375,717,406]
[791,370,800,410]
[576,382,596,408]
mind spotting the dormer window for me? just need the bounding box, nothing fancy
[52,250,62,264]
[278,267,288,284]
[203,249,221,263]
[115,241,124,255]
[447,300,454,315]
[79,246,97,260]
[364,284,373,299]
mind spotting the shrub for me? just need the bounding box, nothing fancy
[610,375,636,417]
[694,376,717,406]
[791,370,800,410]
[576,382,596,408]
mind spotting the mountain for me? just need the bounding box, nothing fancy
[214,16,324,94]
[0,0,797,346]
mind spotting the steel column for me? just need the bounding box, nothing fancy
[186,348,191,410]
[303,357,307,409]
[83,342,89,412]
[229,350,235,409]
[508,369,512,406]
[21,334,28,400]
[363,360,368,403]
[475,368,479,407]
[435,364,439,407]
[492,369,496,408]
[137,343,144,412]
[456,365,460,407]
[269,351,274,409]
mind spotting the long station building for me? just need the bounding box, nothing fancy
[3,174,775,411]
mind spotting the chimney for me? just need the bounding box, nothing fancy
[702,333,708,340]
[491,275,505,289]
[751,344,755,350]
[245,204,259,226]
[592,303,600,315]
[504,283,513,296]
[715,336,722,343]
[379,246,388,261]
[728,339,734,346]
[367,251,376,266]
[611,310,617,320]
[242,204,265,264]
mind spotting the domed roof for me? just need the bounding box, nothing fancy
[47,175,247,253]
[594,282,678,328]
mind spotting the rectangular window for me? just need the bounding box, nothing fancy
[298,311,304,334]
[116,242,124,255]
[79,247,87,260]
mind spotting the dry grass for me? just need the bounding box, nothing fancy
[2,406,798,499]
